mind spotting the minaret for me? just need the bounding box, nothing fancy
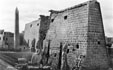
[14,7,19,49]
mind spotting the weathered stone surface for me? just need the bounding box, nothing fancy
[36,15,50,50]
[44,0,109,70]
[84,1,109,70]
[24,19,40,50]
[24,15,50,51]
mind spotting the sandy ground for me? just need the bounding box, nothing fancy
[0,59,17,70]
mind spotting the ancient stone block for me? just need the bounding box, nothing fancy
[44,0,109,70]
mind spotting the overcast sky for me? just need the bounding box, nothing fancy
[0,0,113,37]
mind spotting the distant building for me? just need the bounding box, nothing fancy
[0,30,14,49]
[0,30,4,48]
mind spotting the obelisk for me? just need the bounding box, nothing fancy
[14,7,19,49]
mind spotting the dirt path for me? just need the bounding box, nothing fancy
[0,59,17,70]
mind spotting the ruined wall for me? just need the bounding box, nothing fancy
[44,0,109,70]
[46,1,89,70]
[24,16,50,51]
[36,15,50,49]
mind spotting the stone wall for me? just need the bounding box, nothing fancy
[4,32,14,49]
[84,1,109,70]
[45,1,89,70]
[24,19,40,50]
[44,0,109,70]
[36,15,50,50]
[24,15,50,51]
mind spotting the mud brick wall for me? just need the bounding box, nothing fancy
[45,0,109,70]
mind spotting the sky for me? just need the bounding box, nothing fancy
[0,0,113,37]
